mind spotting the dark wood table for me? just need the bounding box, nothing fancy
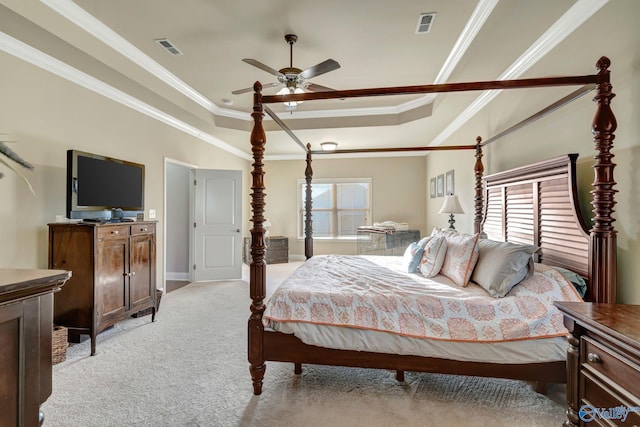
[554,302,640,427]
[0,268,70,427]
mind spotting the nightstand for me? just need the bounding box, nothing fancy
[554,302,640,427]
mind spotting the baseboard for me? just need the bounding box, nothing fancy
[166,271,190,281]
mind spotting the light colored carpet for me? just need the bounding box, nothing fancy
[42,263,567,427]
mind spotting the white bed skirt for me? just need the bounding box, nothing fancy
[269,321,568,364]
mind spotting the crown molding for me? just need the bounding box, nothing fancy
[29,0,609,161]
[0,30,252,161]
[40,0,495,126]
[429,0,609,147]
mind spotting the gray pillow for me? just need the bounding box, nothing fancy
[471,239,538,298]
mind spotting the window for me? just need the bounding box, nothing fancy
[297,178,372,239]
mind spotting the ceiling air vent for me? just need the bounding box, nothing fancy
[155,38,183,55]
[416,12,437,34]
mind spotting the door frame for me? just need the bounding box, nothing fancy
[163,158,244,286]
[163,157,198,290]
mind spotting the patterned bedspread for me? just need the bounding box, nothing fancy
[263,255,582,342]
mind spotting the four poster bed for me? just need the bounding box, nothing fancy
[247,57,617,402]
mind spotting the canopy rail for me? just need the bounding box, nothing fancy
[264,105,307,152]
[309,144,476,155]
[263,74,600,105]
[481,84,596,147]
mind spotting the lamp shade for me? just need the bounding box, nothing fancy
[439,195,464,214]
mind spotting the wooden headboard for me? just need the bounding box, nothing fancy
[482,154,590,281]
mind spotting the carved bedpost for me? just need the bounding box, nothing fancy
[474,137,484,235]
[590,57,617,304]
[249,81,267,395]
[304,143,314,259]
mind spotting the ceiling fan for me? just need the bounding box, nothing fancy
[231,34,340,97]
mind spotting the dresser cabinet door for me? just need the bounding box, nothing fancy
[96,235,129,323]
[129,231,155,311]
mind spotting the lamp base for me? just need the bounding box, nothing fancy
[448,214,456,230]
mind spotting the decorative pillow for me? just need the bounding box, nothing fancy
[418,236,448,277]
[417,236,431,248]
[437,232,480,286]
[401,242,424,273]
[471,239,538,297]
[552,266,587,298]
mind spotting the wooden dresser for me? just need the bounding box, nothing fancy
[48,221,157,356]
[0,268,70,427]
[555,302,640,427]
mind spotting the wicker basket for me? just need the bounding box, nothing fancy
[52,325,68,364]
[132,289,163,318]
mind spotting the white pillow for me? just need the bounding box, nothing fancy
[471,239,538,297]
[419,236,448,277]
[401,242,424,273]
[433,230,480,286]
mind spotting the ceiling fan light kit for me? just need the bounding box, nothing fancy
[231,34,341,105]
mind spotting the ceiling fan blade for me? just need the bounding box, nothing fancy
[231,86,253,95]
[242,58,284,77]
[300,59,340,79]
[231,82,281,95]
[306,82,336,92]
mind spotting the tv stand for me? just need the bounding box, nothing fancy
[48,221,157,355]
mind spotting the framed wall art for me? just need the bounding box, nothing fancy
[437,174,444,197]
[445,170,454,195]
[430,177,436,199]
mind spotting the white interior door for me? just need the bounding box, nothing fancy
[192,169,242,281]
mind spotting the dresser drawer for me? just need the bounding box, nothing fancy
[131,223,155,235]
[582,336,640,400]
[97,225,130,239]
[580,370,640,426]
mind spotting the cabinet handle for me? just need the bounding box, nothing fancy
[140,227,147,232]
[131,271,136,276]
[112,230,119,235]
[587,353,601,364]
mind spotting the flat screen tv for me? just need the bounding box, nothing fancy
[66,149,145,219]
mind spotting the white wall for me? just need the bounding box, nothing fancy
[0,51,251,288]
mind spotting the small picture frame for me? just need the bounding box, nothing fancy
[437,174,444,197]
[430,177,436,199]
[445,170,454,195]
